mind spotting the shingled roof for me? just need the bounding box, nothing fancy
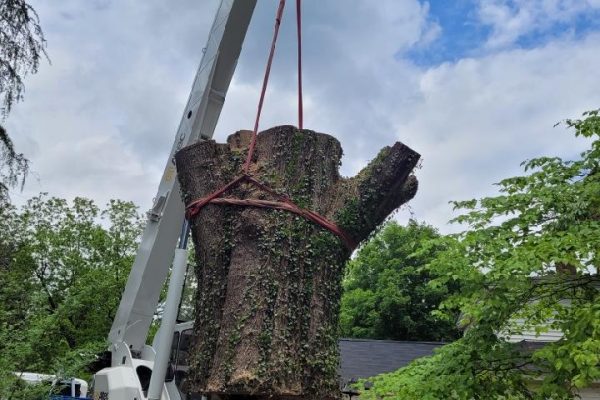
[338,338,444,383]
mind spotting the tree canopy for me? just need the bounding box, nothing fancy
[0,195,143,397]
[357,109,600,399]
[340,220,461,342]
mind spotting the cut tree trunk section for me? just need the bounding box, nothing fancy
[175,125,420,399]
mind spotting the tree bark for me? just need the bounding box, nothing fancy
[175,125,420,399]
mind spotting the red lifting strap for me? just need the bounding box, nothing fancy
[185,0,356,251]
[243,0,286,174]
[185,174,357,250]
[296,0,303,130]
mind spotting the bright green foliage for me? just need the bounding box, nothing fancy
[0,194,143,395]
[358,110,600,399]
[340,220,461,341]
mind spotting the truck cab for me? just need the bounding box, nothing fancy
[166,321,194,397]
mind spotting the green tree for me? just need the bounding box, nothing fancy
[0,125,28,204]
[0,0,49,203]
[358,110,600,399]
[340,220,461,341]
[0,194,143,394]
[0,0,47,116]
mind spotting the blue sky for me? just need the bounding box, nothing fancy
[5,0,600,232]
[406,0,489,65]
[408,0,600,66]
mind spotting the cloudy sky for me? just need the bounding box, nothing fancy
[6,0,600,232]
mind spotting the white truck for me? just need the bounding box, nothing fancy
[13,372,89,399]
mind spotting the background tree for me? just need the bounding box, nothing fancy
[0,0,47,116]
[0,0,48,203]
[0,125,28,204]
[357,110,600,399]
[340,220,460,342]
[0,195,143,396]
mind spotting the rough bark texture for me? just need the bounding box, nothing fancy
[175,125,420,399]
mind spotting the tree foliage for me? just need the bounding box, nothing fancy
[0,124,27,204]
[358,110,600,399]
[0,0,47,116]
[0,0,48,204]
[0,195,143,396]
[340,220,461,342]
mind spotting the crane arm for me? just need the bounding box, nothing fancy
[108,0,257,355]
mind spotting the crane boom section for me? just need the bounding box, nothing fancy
[108,0,257,353]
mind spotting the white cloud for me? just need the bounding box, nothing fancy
[394,34,600,230]
[6,0,221,209]
[476,0,600,49]
[4,0,600,236]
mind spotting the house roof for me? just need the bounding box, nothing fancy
[338,338,444,383]
[337,339,552,385]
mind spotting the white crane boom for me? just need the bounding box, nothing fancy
[108,0,256,355]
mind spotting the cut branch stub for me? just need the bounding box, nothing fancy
[175,125,420,399]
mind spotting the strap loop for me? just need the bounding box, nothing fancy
[296,0,303,130]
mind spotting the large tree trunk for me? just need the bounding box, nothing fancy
[175,125,420,399]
